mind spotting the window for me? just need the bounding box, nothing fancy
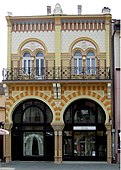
[74,52,82,74]
[23,106,44,123]
[22,52,32,74]
[64,99,105,124]
[23,132,44,156]
[86,51,96,74]
[36,52,44,78]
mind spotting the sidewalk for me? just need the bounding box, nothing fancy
[0,161,120,170]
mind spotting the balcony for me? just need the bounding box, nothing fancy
[2,67,111,82]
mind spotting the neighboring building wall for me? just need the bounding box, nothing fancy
[0,83,5,160]
[113,20,120,163]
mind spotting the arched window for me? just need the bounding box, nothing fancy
[86,51,96,74]
[22,52,31,74]
[23,106,44,123]
[74,52,82,74]
[64,99,106,124]
[36,52,44,78]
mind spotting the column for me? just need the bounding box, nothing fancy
[6,16,12,68]
[106,123,112,163]
[55,17,61,79]
[105,15,111,67]
[52,122,64,163]
[4,123,12,162]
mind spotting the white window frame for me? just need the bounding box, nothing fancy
[74,52,82,75]
[36,52,44,79]
[86,52,96,75]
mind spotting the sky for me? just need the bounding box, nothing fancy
[0,0,120,82]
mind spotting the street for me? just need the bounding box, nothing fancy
[0,161,119,170]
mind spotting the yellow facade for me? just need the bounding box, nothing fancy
[3,6,112,163]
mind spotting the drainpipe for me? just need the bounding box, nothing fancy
[111,20,117,162]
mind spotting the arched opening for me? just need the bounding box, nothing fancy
[11,99,54,161]
[63,99,107,161]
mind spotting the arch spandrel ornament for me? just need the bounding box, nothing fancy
[72,40,96,51]
[21,41,44,51]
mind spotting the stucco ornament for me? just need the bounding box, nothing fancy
[53,3,63,15]
[73,40,96,51]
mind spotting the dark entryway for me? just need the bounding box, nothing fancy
[11,99,54,161]
[63,99,107,161]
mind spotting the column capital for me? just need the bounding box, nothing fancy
[51,122,64,131]
[105,123,112,131]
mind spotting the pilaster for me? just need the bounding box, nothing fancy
[4,123,12,162]
[106,123,112,163]
[6,16,12,68]
[55,17,61,68]
[51,122,64,163]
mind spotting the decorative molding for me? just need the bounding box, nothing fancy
[90,90,104,98]
[54,101,61,107]
[72,40,96,50]
[107,83,111,99]
[53,83,61,99]
[3,84,9,99]
[12,91,24,97]
[21,41,44,51]
[64,91,77,97]
[42,91,51,97]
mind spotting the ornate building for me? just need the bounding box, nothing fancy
[2,4,112,163]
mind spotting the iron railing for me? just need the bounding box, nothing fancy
[2,67,111,81]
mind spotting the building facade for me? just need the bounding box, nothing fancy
[112,20,120,163]
[2,4,112,163]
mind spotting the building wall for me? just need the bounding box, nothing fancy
[5,83,111,124]
[4,9,112,163]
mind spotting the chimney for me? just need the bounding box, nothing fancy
[102,7,111,14]
[77,5,82,15]
[47,6,51,15]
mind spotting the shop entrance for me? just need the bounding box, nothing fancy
[11,99,54,161]
[63,99,107,161]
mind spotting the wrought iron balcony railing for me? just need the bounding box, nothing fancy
[2,67,111,81]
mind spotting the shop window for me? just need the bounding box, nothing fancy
[23,132,44,156]
[74,132,96,156]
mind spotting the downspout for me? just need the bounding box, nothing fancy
[111,21,116,162]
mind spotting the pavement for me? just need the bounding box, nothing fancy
[0,161,120,170]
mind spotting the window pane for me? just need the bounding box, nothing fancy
[74,132,96,156]
[79,59,82,73]
[36,52,44,57]
[23,52,31,57]
[87,52,94,57]
[74,52,82,56]
[64,138,72,156]
[36,60,39,75]
[41,59,44,75]
[23,106,44,123]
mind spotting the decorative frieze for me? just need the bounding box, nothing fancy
[61,19,105,31]
[12,20,55,32]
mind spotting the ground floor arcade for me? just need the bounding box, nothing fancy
[2,97,112,163]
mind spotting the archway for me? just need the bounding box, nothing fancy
[63,98,107,161]
[11,99,54,161]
